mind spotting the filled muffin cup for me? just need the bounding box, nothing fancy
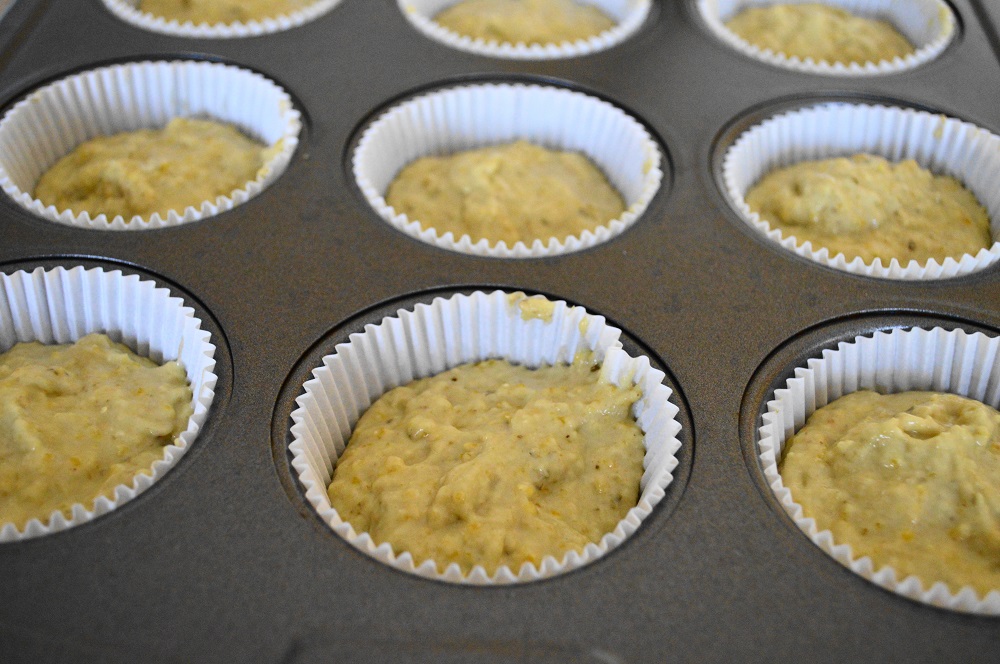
[0,60,301,230]
[288,290,682,584]
[101,0,343,38]
[758,326,1000,614]
[721,103,1000,280]
[697,0,955,76]
[0,266,218,541]
[353,83,662,258]
[398,0,651,59]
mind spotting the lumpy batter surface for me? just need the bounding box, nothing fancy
[725,3,914,65]
[385,141,625,246]
[434,0,616,45]
[780,390,1000,595]
[745,154,992,264]
[34,117,273,221]
[140,0,315,23]
[327,354,645,574]
[0,334,193,529]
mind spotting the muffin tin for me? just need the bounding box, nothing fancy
[1,0,999,660]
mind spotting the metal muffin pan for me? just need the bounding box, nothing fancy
[1,0,999,661]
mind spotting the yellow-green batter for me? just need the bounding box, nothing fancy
[780,390,1000,595]
[725,3,914,65]
[745,154,992,264]
[140,0,315,23]
[385,140,625,246]
[327,353,645,575]
[34,117,274,221]
[0,334,193,529]
[434,0,616,45]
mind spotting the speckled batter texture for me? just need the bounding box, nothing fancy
[140,0,315,23]
[0,334,193,529]
[385,140,625,246]
[725,3,914,65]
[745,154,992,264]
[34,117,274,221]
[327,354,645,574]
[780,390,1000,595]
[434,0,616,45]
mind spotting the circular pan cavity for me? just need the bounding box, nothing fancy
[100,0,344,38]
[0,258,224,541]
[397,0,652,60]
[695,0,956,76]
[715,99,1000,280]
[0,60,301,231]
[276,288,691,585]
[352,82,663,258]
[741,312,1000,614]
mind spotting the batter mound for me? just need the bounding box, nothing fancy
[780,390,1000,595]
[139,0,315,23]
[327,353,645,575]
[434,0,615,45]
[725,3,914,65]
[0,334,193,529]
[385,140,625,246]
[34,117,274,221]
[745,154,992,264]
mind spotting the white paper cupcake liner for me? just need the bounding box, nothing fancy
[353,84,662,258]
[697,0,954,76]
[759,326,1000,614]
[0,266,218,541]
[398,0,650,59]
[721,103,1000,280]
[0,60,301,230]
[101,0,342,38]
[289,290,682,584]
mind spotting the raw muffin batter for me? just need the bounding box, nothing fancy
[725,3,914,65]
[780,390,1000,595]
[34,117,274,221]
[139,0,315,23]
[385,140,625,246]
[434,0,616,45]
[0,334,193,529]
[745,154,992,264]
[327,353,645,575]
